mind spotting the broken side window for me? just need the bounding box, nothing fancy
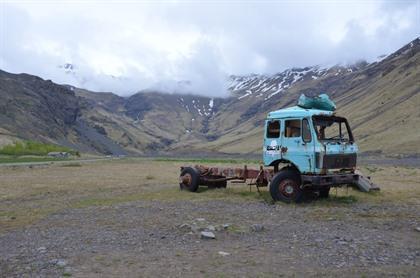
[302,118,312,142]
[267,120,280,138]
[285,120,301,137]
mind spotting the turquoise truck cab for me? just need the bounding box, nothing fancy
[263,102,360,202]
[263,106,358,174]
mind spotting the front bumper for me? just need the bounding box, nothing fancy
[301,173,358,187]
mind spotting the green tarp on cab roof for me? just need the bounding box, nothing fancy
[297,93,336,111]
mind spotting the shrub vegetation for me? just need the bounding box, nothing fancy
[0,141,77,156]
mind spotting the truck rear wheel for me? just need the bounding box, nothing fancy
[179,167,200,192]
[270,169,303,203]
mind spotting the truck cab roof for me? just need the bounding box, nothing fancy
[267,106,335,119]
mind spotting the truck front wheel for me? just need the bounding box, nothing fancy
[270,169,303,203]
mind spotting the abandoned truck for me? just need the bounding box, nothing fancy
[179,94,378,203]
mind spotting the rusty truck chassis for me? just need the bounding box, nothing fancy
[179,165,359,190]
[180,165,272,188]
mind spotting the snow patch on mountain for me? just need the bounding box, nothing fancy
[229,63,369,101]
[178,97,215,117]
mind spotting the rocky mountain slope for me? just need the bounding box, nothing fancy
[0,38,418,157]
[0,71,127,155]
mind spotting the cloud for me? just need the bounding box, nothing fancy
[0,0,418,96]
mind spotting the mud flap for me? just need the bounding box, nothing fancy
[354,171,380,192]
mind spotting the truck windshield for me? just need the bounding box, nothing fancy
[312,115,354,142]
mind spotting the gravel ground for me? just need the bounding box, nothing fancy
[0,160,419,277]
[1,198,419,277]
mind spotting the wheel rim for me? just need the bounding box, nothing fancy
[180,173,192,187]
[279,179,298,199]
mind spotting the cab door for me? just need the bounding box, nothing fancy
[263,119,281,166]
[281,118,315,173]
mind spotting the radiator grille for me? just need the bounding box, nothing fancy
[316,153,357,169]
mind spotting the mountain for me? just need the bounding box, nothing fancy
[0,38,419,157]
[193,38,419,156]
[0,72,127,155]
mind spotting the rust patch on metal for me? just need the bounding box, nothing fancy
[179,173,192,187]
[281,146,288,154]
[183,164,274,188]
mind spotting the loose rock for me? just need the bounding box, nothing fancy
[179,223,191,232]
[57,259,67,267]
[51,259,67,267]
[250,224,264,232]
[201,231,216,239]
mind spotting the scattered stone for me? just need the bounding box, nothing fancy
[196,218,206,222]
[218,251,230,256]
[179,223,191,232]
[57,259,67,267]
[415,227,420,232]
[207,225,216,231]
[37,246,46,253]
[250,224,264,232]
[223,224,230,230]
[51,259,67,267]
[201,231,216,239]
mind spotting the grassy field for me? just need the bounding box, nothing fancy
[0,158,419,233]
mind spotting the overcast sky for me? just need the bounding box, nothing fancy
[1,0,419,96]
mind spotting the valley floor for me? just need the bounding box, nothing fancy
[0,159,419,277]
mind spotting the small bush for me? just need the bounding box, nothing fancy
[145,175,155,180]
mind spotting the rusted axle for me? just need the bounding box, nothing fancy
[179,165,274,192]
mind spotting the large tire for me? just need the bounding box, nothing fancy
[270,169,303,203]
[319,187,330,198]
[179,167,200,192]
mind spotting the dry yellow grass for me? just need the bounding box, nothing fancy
[0,159,419,233]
